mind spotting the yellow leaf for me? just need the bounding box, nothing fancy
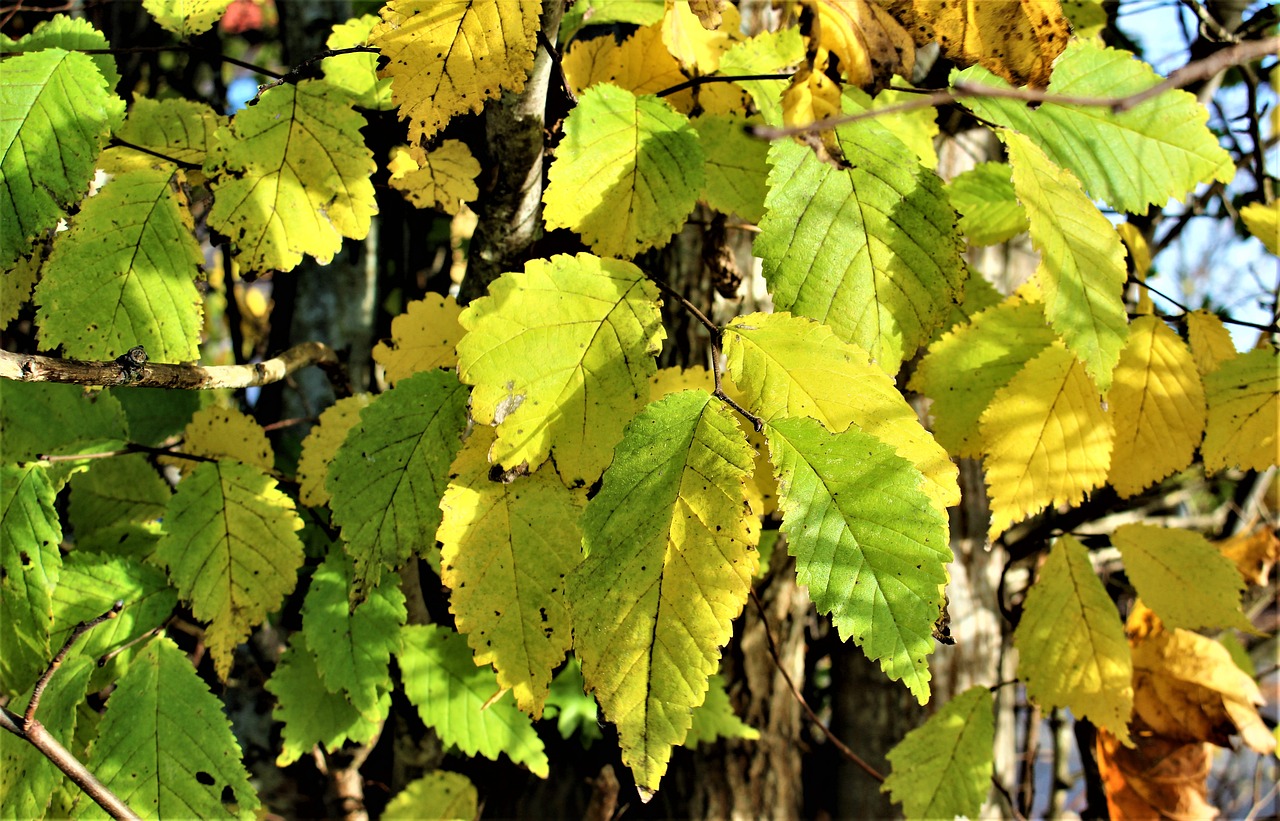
[1111,524,1250,632]
[371,0,540,144]
[1185,309,1237,376]
[1239,201,1278,256]
[373,294,465,385]
[880,0,1069,88]
[143,0,233,37]
[174,405,273,473]
[1105,315,1205,498]
[1202,348,1279,473]
[387,142,479,215]
[563,23,683,99]
[1,247,41,328]
[662,0,739,73]
[982,344,1113,539]
[439,428,585,718]
[297,395,372,508]
[801,0,914,92]
[323,14,395,111]
[650,365,714,398]
[1015,535,1133,743]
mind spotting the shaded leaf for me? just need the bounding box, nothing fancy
[694,113,770,223]
[296,394,371,507]
[1202,348,1278,473]
[0,464,60,695]
[383,771,478,821]
[946,162,1028,246]
[69,454,168,540]
[685,673,758,746]
[388,142,480,215]
[0,382,127,466]
[1111,524,1250,632]
[372,293,464,385]
[115,97,222,166]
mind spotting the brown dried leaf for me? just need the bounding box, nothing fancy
[1096,724,1216,821]
[1218,524,1280,586]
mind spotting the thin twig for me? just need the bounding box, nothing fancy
[536,28,576,104]
[26,601,124,726]
[108,139,203,171]
[1129,275,1280,333]
[656,72,793,98]
[253,46,380,99]
[749,588,886,783]
[37,442,216,465]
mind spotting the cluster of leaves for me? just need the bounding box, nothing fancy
[1,0,1276,818]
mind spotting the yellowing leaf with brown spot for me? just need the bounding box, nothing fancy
[880,0,1069,88]
[663,0,739,73]
[1015,535,1132,743]
[387,142,480,215]
[371,0,540,144]
[1105,315,1205,498]
[1185,309,1236,376]
[1240,201,1278,255]
[1218,525,1279,586]
[802,0,914,92]
[1202,348,1279,473]
[781,59,846,162]
[373,294,465,385]
[1111,524,1250,632]
[297,395,372,507]
[688,0,727,29]
[143,0,233,37]
[981,343,1113,539]
[173,405,273,474]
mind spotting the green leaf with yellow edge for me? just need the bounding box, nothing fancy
[841,86,939,170]
[371,0,539,144]
[36,162,204,362]
[1111,524,1250,632]
[457,253,664,486]
[399,624,550,777]
[142,0,233,37]
[373,293,464,385]
[383,771,478,821]
[83,637,259,820]
[115,97,222,167]
[908,298,1056,457]
[1240,201,1278,256]
[1016,535,1132,743]
[324,14,395,110]
[881,685,994,821]
[1,49,123,269]
[327,369,468,598]
[68,452,169,539]
[723,312,958,512]
[694,113,769,223]
[946,162,1028,246]
[155,460,304,680]
[174,404,273,472]
[1186,309,1237,376]
[957,41,1235,213]
[766,417,951,704]
[685,673,758,746]
[0,464,60,696]
[387,142,480,215]
[718,25,804,125]
[1202,348,1279,473]
[543,84,705,259]
[297,394,371,507]
[756,113,967,374]
[1,14,120,90]
[570,390,757,797]
[440,427,585,718]
[1004,130,1128,391]
[560,0,663,40]
[0,382,127,466]
[981,343,1113,539]
[1105,315,1205,497]
[301,548,406,720]
[266,631,387,767]
[206,80,377,275]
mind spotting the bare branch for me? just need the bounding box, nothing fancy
[25,601,124,726]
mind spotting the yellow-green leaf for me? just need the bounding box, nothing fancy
[981,343,1113,539]
[383,771,478,821]
[1239,201,1278,256]
[1111,524,1250,632]
[155,460,304,680]
[115,97,222,166]
[387,141,480,215]
[439,428,585,718]
[457,253,665,486]
[570,391,757,797]
[1015,535,1132,744]
[717,25,804,125]
[142,0,233,37]
[543,84,705,259]
[685,673,758,746]
[296,394,372,507]
[1004,129,1128,391]
[1202,348,1279,473]
[324,14,395,111]
[946,162,1028,246]
[206,80,377,274]
[881,686,994,821]
[0,464,60,695]
[694,113,770,223]
[1186,309,1237,376]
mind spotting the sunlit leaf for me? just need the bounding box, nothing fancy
[115,97,222,166]
[800,0,914,92]
[387,142,480,215]
[324,14,395,111]
[1239,201,1278,256]
[174,404,273,472]
[296,394,371,508]
[685,673,758,746]
[142,0,234,37]
[662,0,739,73]
[1202,348,1279,473]
[372,293,464,385]
[718,25,805,124]
[0,464,60,695]
[1111,524,1250,632]
[1185,309,1237,376]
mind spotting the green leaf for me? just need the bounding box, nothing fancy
[841,86,939,169]
[36,163,204,362]
[104,385,203,448]
[570,391,757,796]
[1202,348,1279,473]
[301,548,406,720]
[0,48,123,269]
[439,428,585,718]
[115,97,222,166]
[327,369,468,599]
[694,113,770,223]
[142,0,233,37]
[543,84,705,259]
[766,417,951,703]
[155,460,305,680]
[718,26,805,125]
[457,253,665,486]
[722,312,959,513]
[1003,130,1128,391]
[1014,535,1132,744]
[0,464,61,695]
[0,14,120,90]
[544,656,601,746]
[266,631,387,767]
[399,624,550,778]
[908,298,1056,457]
[1111,524,1251,632]
[0,382,128,466]
[881,686,994,821]
[69,454,169,541]
[686,673,759,746]
[0,655,95,820]
[206,79,377,275]
[323,15,394,110]
[945,162,1028,246]
[51,552,177,671]
[82,637,260,819]
[382,771,478,821]
[956,41,1234,213]
[755,117,967,374]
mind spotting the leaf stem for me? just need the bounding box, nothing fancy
[108,138,203,170]
[26,601,124,725]
[655,72,793,99]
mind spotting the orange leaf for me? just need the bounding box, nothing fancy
[1218,524,1280,586]
[1096,726,1216,821]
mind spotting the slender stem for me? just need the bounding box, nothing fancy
[1129,275,1280,333]
[656,72,793,98]
[25,602,124,726]
[109,138,203,171]
[253,46,381,100]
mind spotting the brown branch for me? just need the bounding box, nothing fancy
[0,342,351,396]
[25,602,124,726]
[656,72,793,98]
[751,36,1279,141]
